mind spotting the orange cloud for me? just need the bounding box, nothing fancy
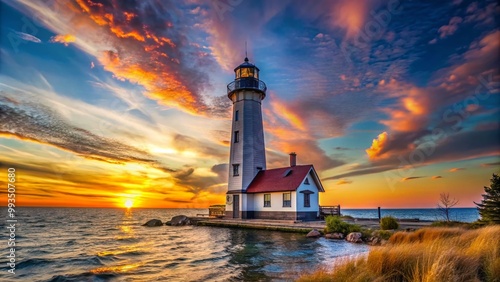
[449,167,465,172]
[336,179,352,185]
[366,131,388,159]
[269,99,307,131]
[50,34,76,46]
[330,1,369,38]
[432,176,443,179]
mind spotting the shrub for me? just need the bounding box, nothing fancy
[372,230,393,240]
[325,216,361,235]
[380,216,399,230]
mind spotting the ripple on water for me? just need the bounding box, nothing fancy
[17,258,54,269]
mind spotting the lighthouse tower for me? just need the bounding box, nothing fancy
[225,57,267,218]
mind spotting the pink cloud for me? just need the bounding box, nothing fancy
[438,16,462,38]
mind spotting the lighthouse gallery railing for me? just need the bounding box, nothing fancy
[227,78,267,95]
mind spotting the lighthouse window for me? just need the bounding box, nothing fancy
[235,110,239,121]
[240,68,250,78]
[304,178,310,185]
[233,164,239,176]
[234,131,239,143]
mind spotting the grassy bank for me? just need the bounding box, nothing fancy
[297,226,500,282]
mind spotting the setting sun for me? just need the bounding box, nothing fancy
[124,199,134,209]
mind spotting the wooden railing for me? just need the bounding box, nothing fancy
[319,205,341,219]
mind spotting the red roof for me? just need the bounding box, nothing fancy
[246,165,323,193]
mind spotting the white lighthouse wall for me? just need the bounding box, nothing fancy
[227,89,266,193]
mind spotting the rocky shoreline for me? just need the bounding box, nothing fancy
[143,215,407,246]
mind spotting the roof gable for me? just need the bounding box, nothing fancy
[246,165,324,193]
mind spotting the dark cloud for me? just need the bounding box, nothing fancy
[402,176,424,181]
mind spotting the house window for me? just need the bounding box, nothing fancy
[264,194,271,207]
[235,110,239,121]
[234,131,239,143]
[283,193,291,207]
[304,178,310,185]
[233,164,239,176]
[304,193,310,207]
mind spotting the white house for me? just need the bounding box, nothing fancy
[224,57,325,221]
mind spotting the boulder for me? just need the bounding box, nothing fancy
[346,232,363,243]
[165,221,172,226]
[142,219,163,227]
[170,215,191,226]
[370,237,381,245]
[306,229,322,238]
[325,233,344,240]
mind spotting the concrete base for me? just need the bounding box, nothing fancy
[225,211,318,221]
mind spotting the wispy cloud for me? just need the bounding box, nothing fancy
[14,31,41,43]
[336,179,353,185]
[401,176,424,181]
[449,168,465,172]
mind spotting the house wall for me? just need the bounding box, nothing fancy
[295,172,320,220]
[247,191,297,220]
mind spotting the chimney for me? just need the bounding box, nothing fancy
[289,152,297,167]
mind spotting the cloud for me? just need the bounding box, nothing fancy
[438,16,462,38]
[449,168,465,172]
[14,31,41,43]
[432,176,443,179]
[50,34,76,46]
[481,162,500,167]
[336,179,352,185]
[329,0,371,39]
[401,176,424,181]
[366,132,389,159]
[9,0,224,117]
[0,92,172,172]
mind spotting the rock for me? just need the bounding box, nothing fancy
[170,215,191,226]
[346,232,363,243]
[165,221,172,226]
[306,229,322,238]
[325,232,344,239]
[142,219,163,227]
[370,237,381,245]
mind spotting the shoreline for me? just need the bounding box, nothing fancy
[189,216,434,234]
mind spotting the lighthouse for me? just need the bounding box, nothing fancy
[224,57,325,220]
[225,57,267,218]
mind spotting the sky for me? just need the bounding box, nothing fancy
[0,0,499,209]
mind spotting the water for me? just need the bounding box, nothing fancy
[0,208,368,282]
[341,208,479,222]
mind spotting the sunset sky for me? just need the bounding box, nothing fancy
[0,0,499,208]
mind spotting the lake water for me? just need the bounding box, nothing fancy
[341,207,480,222]
[0,208,368,282]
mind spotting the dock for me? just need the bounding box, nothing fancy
[193,218,325,233]
[190,217,433,233]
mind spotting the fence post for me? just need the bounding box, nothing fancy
[378,207,381,222]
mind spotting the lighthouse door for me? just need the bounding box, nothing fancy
[233,195,240,218]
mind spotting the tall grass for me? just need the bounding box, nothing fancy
[297,226,500,282]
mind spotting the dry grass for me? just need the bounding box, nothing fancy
[297,226,500,282]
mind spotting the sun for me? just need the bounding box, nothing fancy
[124,199,134,209]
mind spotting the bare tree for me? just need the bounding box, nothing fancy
[438,193,459,222]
